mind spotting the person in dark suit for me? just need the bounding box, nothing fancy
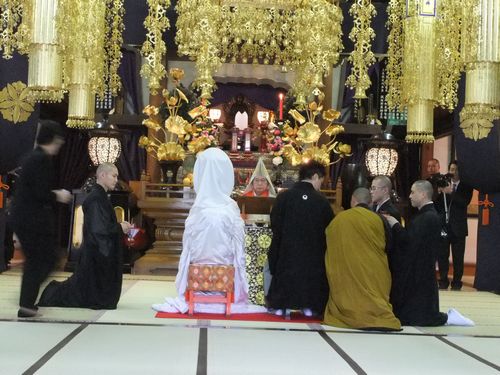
[370,175,401,223]
[436,161,473,290]
[10,120,72,318]
[385,180,448,326]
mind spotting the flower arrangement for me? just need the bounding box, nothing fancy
[267,91,352,166]
[138,68,219,161]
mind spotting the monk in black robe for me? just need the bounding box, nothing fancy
[385,180,448,326]
[39,163,132,310]
[267,161,334,316]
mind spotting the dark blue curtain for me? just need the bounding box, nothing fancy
[116,127,147,182]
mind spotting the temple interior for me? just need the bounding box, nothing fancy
[0,0,499,373]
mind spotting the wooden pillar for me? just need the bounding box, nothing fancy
[421,142,434,178]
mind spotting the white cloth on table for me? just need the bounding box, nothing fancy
[152,148,266,314]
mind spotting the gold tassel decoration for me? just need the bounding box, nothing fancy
[460,0,500,141]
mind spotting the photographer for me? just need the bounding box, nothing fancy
[435,161,473,290]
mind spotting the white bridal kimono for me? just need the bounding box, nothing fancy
[152,148,266,314]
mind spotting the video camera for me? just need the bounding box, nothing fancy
[429,173,453,188]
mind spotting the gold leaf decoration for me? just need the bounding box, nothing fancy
[0,81,35,124]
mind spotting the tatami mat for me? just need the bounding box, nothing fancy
[2,271,500,374]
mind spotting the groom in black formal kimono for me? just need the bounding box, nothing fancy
[39,163,132,310]
[385,180,448,326]
[267,161,334,317]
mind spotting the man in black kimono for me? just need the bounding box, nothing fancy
[385,180,448,326]
[38,163,132,310]
[267,161,334,317]
[11,121,72,318]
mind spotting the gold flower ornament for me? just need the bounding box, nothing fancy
[0,81,35,124]
[279,91,352,166]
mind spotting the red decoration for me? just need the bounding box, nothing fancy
[478,194,494,226]
[278,93,284,120]
[0,175,10,209]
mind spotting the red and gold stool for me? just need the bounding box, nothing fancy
[186,264,235,316]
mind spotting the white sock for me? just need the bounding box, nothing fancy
[446,308,475,326]
[302,308,313,317]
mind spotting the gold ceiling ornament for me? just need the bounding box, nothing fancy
[27,0,64,103]
[288,0,343,100]
[56,0,124,128]
[176,0,222,98]
[175,0,343,100]
[403,1,437,143]
[0,0,31,59]
[0,81,35,123]
[140,0,171,94]
[385,0,405,110]
[1,0,124,112]
[345,0,376,100]
[460,0,499,141]
[58,0,106,128]
[386,0,481,143]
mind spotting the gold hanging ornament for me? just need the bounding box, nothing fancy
[140,0,171,94]
[27,0,64,103]
[460,0,500,141]
[401,1,437,143]
[345,0,376,99]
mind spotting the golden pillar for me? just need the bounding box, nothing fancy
[460,0,500,141]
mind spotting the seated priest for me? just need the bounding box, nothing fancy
[38,163,132,310]
[152,148,266,314]
[243,157,277,197]
[323,188,401,331]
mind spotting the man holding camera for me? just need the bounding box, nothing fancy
[435,161,473,291]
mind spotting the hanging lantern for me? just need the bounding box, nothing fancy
[87,119,122,165]
[28,0,64,102]
[365,134,399,176]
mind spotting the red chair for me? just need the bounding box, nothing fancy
[186,264,235,316]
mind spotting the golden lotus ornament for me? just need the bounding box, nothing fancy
[188,136,211,154]
[157,142,186,161]
[282,144,303,166]
[325,124,344,136]
[297,122,321,143]
[323,109,341,122]
[289,109,306,124]
[165,115,189,135]
[143,105,159,116]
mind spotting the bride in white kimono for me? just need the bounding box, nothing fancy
[153,147,266,314]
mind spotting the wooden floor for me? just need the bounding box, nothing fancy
[1,270,500,374]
